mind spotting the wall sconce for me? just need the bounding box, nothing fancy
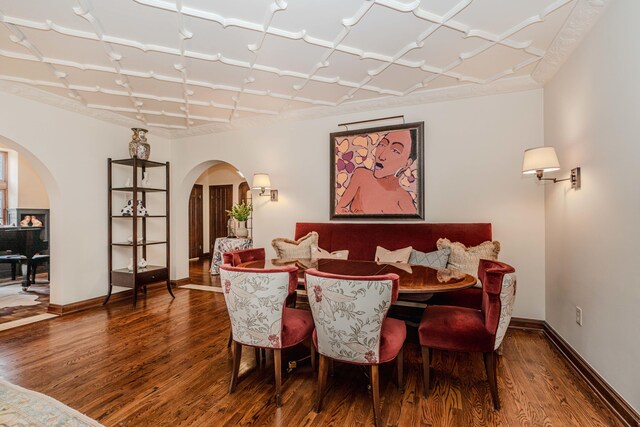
[522,146,581,190]
[252,173,278,201]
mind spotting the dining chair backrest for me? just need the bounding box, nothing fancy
[223,248,266,267]
[219,264,298,349]
[305,269,399,364]
[478,259,517,350]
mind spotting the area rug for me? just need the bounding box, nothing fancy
[0,284,44,309]
[0,377,103,426]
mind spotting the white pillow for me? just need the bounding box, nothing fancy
[311,245,349,260]
[271,232,319,259]
[437,238,500,287]
[375,246,412,263]
[408,248,450,269]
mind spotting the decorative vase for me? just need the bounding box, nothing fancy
[136,200,148,217]
[227,218,236,238]
[128,128,151,160]
[138,258,148,269]
[236,220,248,238]
[127,258,134,272]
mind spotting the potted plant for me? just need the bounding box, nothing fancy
[227,202,252,238]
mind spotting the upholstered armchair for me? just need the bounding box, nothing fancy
[222,248,297,347]
[419,259,516,409]
[222,247,265,267]
[305,269,406,427]
[219,264,314,407]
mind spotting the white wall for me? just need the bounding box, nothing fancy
[544,0,639,411]
[172,89,546,319]
[194,162,247,254]
[0,90,171,305]
[0,144,49,210]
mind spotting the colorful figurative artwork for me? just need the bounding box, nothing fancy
[330,122,424,219]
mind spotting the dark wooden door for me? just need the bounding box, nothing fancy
[189,184,203,259]
[209,185,233,253]
[238,181,250,204]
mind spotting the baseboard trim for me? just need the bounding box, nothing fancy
[47,282,172,316]
[170,277,190,287]
[542,322,639,427]
[509,317,546,331]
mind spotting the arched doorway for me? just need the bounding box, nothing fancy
[0,135,58,324]
[183,161,250,285]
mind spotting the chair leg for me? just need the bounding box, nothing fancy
[370,364,381,427]
[254,348,261,367]
[484,351,500,410]
[227,328,233,348]
[421,346,430,398]
[229,341,242,393]
[396,346,404,392]
[309,338,316,372]
[274,349,282,407]
[315,354,329,413]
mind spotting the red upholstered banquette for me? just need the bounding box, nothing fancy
[294,222,492,262]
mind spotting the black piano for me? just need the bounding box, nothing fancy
[0,227,47,289]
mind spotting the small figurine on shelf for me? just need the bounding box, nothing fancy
[20,216,31,227]
[141,172,151,188]
[137,200,148,217]
[138,258,148,269]
[31,217,43,227]
[127,258,134,272]
[121,200,134,216]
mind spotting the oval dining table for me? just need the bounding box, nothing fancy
[237,258,476,301]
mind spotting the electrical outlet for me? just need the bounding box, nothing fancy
[576,306,583,326]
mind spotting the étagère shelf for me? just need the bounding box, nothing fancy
[105,156,174,308]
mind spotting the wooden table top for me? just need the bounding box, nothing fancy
[238,258,476,294]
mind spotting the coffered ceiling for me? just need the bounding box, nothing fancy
[0,0,608,136]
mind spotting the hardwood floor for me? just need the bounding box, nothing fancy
[0,263,622,426]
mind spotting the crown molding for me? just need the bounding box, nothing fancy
[169,75,542,139]
[0,80,172,138]
[532,0,610,84]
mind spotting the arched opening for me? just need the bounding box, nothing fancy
[0,134,59,324]
[180,160,250,287]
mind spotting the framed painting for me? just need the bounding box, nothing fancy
[330,121,424,220]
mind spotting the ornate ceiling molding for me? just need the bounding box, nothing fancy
[532,0,610,83]
[170,75,541,139]
[0,80,172,137]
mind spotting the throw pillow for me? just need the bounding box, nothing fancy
[375,246,412,263]
[408,248,451,269]
[310,245,349,260]
[271,232,319,259]
[436,238,500,283]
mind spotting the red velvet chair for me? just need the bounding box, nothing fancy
[419,259,516,409]
[222,247,265,266]
[222,248,299,347]
[220,264,315,407]
[305,269,406,427]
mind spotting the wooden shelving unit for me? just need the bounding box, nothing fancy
[105,156,174,308]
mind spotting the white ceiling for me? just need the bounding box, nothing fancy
[0,0,608,136]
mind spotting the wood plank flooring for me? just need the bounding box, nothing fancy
[0,262,622,426]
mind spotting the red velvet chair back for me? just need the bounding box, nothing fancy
[295,223,492,261]
[223,248,266,267]
[478,259,516,343]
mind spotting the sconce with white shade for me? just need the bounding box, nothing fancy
[522,146,581,189]
[252,173,278,201]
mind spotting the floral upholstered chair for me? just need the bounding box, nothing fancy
[219,264,314,407]
[304,269,406,427]
[419,259,517,409]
